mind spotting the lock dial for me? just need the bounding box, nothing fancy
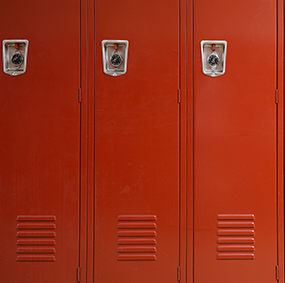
[110,53,123,67]
[207,52,220,68]
[11,53,24,66]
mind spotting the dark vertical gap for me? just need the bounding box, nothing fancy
[179,0,182,269]
[79,0,82,271]
[185,0,188,281]
[282,2,285,280]
[192,0,195,282]
[93,0,96,282]
[276,0,279,273]
[86,0,89,280]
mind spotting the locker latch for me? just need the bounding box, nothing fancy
[200,40,227,77]
[2,39,29,76]
[101,40,129,77]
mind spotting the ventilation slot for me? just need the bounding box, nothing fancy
[117,215,157,261]
[16,215,56,262]
[217,214,255,260]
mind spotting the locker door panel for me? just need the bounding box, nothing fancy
[193,1,277,282]
[0,1,80,282]
[94,0,180,282]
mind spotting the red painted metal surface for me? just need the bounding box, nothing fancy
[192,0,278,282]
[0,0,284,282]
[0,1,80,282]
[93,0,180,282]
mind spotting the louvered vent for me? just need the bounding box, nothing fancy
[117,215,157,261]
[16,215,56,262]
[217,214,255,260]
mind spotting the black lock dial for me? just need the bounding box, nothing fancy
[207,54,220,67]
[110,53,123,67]
[11,53,24,66]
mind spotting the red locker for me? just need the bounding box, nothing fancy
[0,0,284,282]
[93,0,180,282]
[0,1,80,282]
[190,0,282,282]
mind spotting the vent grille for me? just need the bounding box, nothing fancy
[117,215,157,261]
[217,214,255,260]
[16,215,56,262]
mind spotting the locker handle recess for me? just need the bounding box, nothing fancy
[201,40,227,77]
[2,39,29,76]
[101,40,129,77]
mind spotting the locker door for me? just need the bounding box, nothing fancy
[0,1,80,282]
[193,1,277,282]
[94,1,180,282]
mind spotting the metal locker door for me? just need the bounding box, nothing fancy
[94,0,180,282]
[193,0,277,282]
[0,1,80,282]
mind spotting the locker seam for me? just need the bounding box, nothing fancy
[86,0,90,280]
[185,0,188,282]
[192,1,195,283]
[179,0,182,274]
[79,0,82,279]
[275,0,279,281]
[93,0,96,282]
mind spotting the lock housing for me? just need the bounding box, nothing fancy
[101,40,129,77]
[2,39,29,76]
[201,40,227,77]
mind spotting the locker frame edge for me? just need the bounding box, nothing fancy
[277,0,284,282]
[179,0,189,282]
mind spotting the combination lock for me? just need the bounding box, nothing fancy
[110,53,123,67]
[207,52,220,69]
[101,39,129,76]
[2,39,29,76]
[200,40,227,77]
[11,53,24,66]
